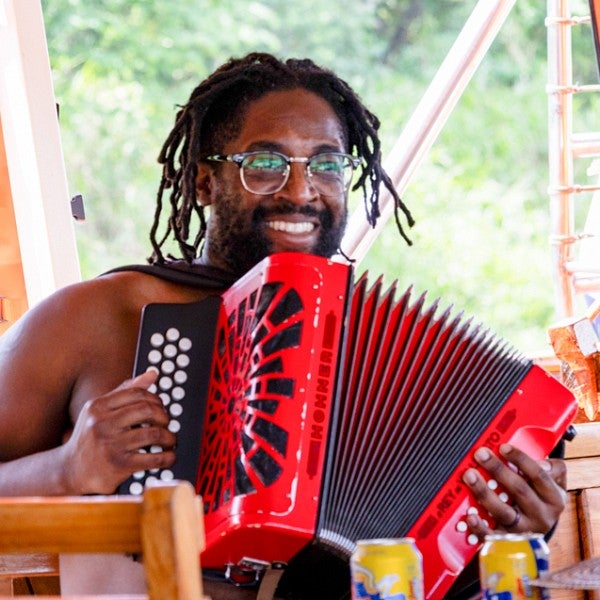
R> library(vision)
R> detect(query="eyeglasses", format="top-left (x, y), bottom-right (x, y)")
top-left (204, 151), bottom-right (360, 196)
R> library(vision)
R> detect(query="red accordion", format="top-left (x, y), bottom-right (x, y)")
top-left (119, 252), bottom-right (577, 599)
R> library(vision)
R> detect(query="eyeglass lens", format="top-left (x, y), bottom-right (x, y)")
top-left (240, 152), bottom-right (354, 195)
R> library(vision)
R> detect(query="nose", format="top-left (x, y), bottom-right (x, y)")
top-left (273, 162), bottom-right (318, 205)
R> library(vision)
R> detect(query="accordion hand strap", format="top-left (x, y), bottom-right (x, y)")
top-left (257, 564), bottom-right (285, 600)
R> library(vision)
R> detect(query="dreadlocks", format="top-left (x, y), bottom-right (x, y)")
top-left (150, 52), bottom-right (414, 264)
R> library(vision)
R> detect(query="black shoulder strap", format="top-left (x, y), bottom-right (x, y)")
top-left (101, 261), bottom-right (237, 290)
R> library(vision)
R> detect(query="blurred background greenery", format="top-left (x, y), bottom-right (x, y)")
top-left (41, 0), bottom-right (600, 354)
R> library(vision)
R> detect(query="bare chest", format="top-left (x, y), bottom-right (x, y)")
top-left (68, 277), bottom-right (211, 423)
top-left (68, 316), bottom-right (142, 422)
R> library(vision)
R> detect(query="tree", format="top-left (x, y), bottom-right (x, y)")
top-left (43, 1), bottom-right (592, 353)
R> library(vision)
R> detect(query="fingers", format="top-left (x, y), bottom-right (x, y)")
top-left (117, 368), bottom-right (159, 390)
top-left (89, 368), bottom-right (168, 430)
top-left (463, 504), bottom-right (521, 541)
top-left (65, 371), bottom-right (177, 494)
top-left (95, 371), bottom-right (177, 457)
top-left (114, 443), bottom-right (177, 474)
top-left (107, 368), bottom-right (160, 410)
top-left (546, 457), bottom-right (567, 491)
top-left (122, 419), bottom-right (176, 453)
top-left (462, 444), bottom-right (567, 541)
top-left (499, 444), bottom-right (564, 499)
top-left (84, 386), bottom-right (171, 433)
top-left (498, 444), bottom-right (568, 517)
top-left (462, 454), bottom-right (523, 531)
top-left (464, 511), bottom-right (495, 540)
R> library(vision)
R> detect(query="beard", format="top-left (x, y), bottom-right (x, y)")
top-left (206, 191), bottom-right (347, 277)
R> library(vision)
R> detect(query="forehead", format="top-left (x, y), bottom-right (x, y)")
top-left (224, 88), bottom-right (347, 153)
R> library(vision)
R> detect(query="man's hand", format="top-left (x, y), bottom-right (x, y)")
top-left (60, 369), bottom-right (177, 495)
top-left (461, 443), bottom-right (567, 541)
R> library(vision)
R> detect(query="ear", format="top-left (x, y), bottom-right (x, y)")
top-left (195, 162), bottom-right (216, 206)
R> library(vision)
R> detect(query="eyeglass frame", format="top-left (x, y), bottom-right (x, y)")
top-left (203, 150), bottom-right (361, 196)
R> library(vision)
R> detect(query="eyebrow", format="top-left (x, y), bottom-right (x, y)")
top-left (244, 141), bottom-right (345, 155)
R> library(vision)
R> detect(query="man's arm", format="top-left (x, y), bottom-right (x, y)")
top-left (0, 281), bottom-right (176, 496)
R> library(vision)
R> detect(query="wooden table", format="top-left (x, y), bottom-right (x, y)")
top-left (546, 419), bottom-right (600, 600)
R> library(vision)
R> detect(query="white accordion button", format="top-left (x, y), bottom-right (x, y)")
top-left (161, 359), bottom-right (175, 374)
top-left (456, 520), bottom-right (468, 533)
top-left (129, 482), bottom-right (144, 495)
top-left (174, 370), bottom-right (188, 384)
top-left (163, 344), bottom-right (177, 358)
top-left (172, 386), bottom-right (185, 401)
top-left (170, 403), bottom-right (183, 417)
top-left (148, 349), bottom-right (162, 364)
top-left (166, 327), bottom-right (180, 342)
top-left (150, 333), bottom-right (164, 347)
top-left (177, 353), bottom-right (190, 368)
top-left (179, 337), bottom-right (192, 352)
top-left (159, 376), bottom-right (173, 390)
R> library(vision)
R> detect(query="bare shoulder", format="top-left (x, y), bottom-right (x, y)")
top-left (2, 270), bottom-right (209, 347)
top-left (0, 273), bottom-right (151, 354)
top-left (0, 270), bottom-right (211, 458)
top-left (17, 269), bottom-right (212, 385)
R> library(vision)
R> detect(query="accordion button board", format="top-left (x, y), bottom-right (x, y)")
top-left (117, 252), bottom-right (578, 600)
top-left (117, 294), bottom-right (222, 495)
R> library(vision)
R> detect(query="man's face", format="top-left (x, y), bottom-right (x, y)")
top-left (198, 88), bottom-right (349, 275)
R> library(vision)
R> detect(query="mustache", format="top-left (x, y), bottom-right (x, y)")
top-left (253, 203), bottom-right (331, 225)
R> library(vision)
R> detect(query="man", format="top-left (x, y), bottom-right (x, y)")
top-left (0, 53), bottom-right (567, 599)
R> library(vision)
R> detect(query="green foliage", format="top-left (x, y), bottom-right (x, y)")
top-left (41, 0), bottom-right (596, 354)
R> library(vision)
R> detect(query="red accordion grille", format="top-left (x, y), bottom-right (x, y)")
top-left (198, 281), bottom-right (305, 512)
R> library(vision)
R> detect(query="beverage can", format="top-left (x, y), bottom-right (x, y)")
top-left (479, 532), bottom-right (551, 599)
top-left (350, 537), bottom-right (424, 600)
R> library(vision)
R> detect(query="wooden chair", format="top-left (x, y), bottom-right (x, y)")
top-left (0, 553), bottom-right (59, 595)
top-left (0, 480), bottom-right (207, 599)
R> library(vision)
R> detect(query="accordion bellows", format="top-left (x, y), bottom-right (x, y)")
top-left (119, 252), bottom-right (577, 600)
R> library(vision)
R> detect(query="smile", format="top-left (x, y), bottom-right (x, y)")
top-left (266, 220), bottom-right (316, 234)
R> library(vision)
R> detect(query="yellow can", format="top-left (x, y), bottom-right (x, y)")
top-left (350, 538), bottom-right (424, 600)
top-left (479, 533), bottom-right (550, 599)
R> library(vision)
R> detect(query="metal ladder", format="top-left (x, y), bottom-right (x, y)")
top-left (547, 0), bottom-right (600, 319)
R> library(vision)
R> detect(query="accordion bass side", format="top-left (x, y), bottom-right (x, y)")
top-left (119, 252), bottom-right (577, 599)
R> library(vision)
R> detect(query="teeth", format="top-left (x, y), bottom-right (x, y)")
top-left (267, 221), bottom-right (315, 233)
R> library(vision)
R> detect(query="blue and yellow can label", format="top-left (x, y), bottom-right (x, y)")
top-left (351, 538), bottom-right (423, 600)
top-left (479, 533), bottom-right (550, 599)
